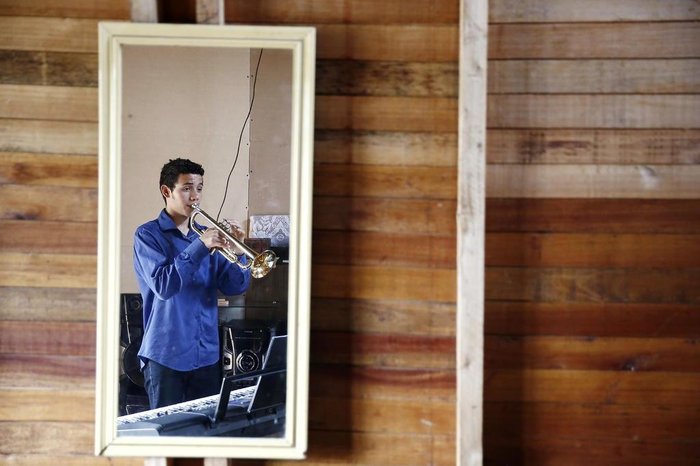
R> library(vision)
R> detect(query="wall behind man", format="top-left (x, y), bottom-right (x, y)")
top-left (0, 1), bottom-right (698, 466)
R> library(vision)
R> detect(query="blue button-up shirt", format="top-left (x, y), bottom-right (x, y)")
top-left (133, 209), bottom-right (251, 371)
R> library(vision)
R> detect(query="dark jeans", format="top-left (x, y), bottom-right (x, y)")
top-left (143, 359), bottom-right (221, 409)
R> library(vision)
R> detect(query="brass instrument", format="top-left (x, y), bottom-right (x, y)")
top-left (189, 204), bottom-right (278, 279)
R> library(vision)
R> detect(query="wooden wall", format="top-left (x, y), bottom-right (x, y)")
top-left (0, 1), bottom-right (698, 465)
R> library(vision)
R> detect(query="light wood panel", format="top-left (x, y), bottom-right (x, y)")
top-left (0, 185), bottom-right (97, 222)
top-left (0, 118), bottom-right (98, 154)
top-left (0, 84), bottom-right (96, 122)
top-left (0, 252), bottom-right (96, 288)
top-left (0, 152), bottom-right (96, 187)
top-left (0, 16), bottom-right (99, 53)
top-left (0, 286), bottom-right (96, 322)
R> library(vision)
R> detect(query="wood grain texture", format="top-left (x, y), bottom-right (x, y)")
top-left (0, 0), bottom-right (130, 19)
top-left (0, 84), bottom-right (97, 122)
top-left (0, 16), bottom-right (99, 53)
top-left (0, 252), bottom-right (96, 288)
top-left (0, 50), bottom-right (97, 87)
top-left (0, 118), bottom-right (98, 154)
top-left (0, 286), bottom-right (96, 322)
top-left (0, 185), bottom-right (97, 222)
top-left (0, 152), bottom-right (96, 187)
top-left (485, 302), bottom-right (700, 338)
top-left (488, 94), bottom-right (700, 129)
top-left (0, 220), bottom-right (96, 255)
top-left (224, 0), bottom-right (700, 24)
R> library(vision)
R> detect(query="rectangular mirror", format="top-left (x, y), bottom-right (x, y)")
top-left (95, 22), bottom-right (315, 459)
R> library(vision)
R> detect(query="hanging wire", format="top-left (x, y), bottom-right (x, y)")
top-left (215, 48), bottom-right (264, 221)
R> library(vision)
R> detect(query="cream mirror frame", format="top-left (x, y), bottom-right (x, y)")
top-left (95, 22), bottom-right (315, 459)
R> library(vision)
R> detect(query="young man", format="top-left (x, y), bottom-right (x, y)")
top-left (133, 158), bottom-right (251, 409)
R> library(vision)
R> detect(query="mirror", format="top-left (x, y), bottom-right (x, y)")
top-left (95, 22), bottom-right (315, 459)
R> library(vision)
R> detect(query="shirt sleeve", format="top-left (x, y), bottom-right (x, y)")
top-left (133, 226), bottom-right (210, 300)
top-left (216, 254), bottom-right (251, 296)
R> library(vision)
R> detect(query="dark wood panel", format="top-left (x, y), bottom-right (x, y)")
top-left (485, 302), bottom-right (700, 338)
top-left (486, 199), bottom-right (700, 233)
top-left (486, 233), bottom-right (700, 268)
top-left (485, 369), bottom-right (700, 405)
top-left (486, 267), bottom-right (700, 303)
top-left (485, 336), bottom-right (700, 372)
top-left (0, 50), bottom-right (97, 87)
top-left (311, 331), bottom-right (454, 369)
top-left (316, 60), bottom-right (457, 97)
top-left (485, 434), bottom-right (700, 466)
top-left (0, 0), bottom-right (130, 19)
top-left (485, 402), bottom-right (700, 442)
top-left (224, 0), bottom-right (699, 24)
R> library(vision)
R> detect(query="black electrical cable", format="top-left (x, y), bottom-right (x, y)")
top-left (215, 49), bottom-right (264, 221)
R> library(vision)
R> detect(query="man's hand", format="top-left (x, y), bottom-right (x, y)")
top-left (198, 228), bottom-right (229, 250)
top-left (221, 220), bottom-right (246, 255)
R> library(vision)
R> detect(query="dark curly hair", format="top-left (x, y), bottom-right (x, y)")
top-left (159, 158), bottom-right (205, 203)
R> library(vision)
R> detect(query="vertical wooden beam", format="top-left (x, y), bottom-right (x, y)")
top-left (457, 0), bottom-right (488, 465)
top-left (196, 0), bottom-right (224, 25)
top-left (130, 0), bottom-right (158, 22)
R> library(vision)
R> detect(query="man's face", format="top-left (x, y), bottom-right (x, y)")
top-left (162, 173), bottom-right (204, 218)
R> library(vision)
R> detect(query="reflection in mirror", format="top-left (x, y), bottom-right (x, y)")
top-left (95, 23), bottom-right (314, 459)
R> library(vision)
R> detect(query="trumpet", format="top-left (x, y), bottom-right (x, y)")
top-left (189, 204), bottom-right (278, 279)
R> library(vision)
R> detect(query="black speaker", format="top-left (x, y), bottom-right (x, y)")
top-left (119, 293), bottom-right (148, 415)
top-left (120, 293), bottom-right (144, 347)
top-left (220, 320), bottom-right (270, 383)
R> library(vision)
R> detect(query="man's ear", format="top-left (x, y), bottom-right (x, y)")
top-left (160, 184), bottom-right (171, 199)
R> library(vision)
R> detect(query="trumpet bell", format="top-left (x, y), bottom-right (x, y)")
top-left (251, 250), bottom-right (279, 279)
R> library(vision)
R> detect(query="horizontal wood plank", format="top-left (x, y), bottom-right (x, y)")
top-left (489, 22), bottom-right (700, 59)
top-left (0, 286), bottom-right (96, 322)
top-left (485, 369), bottom-right (700, 405)
top-left (0, 354), bottom-right (95, 389)
top-left (487, 164), bottom-right (700, 198)
top-left (0, 185), bottom-right (97, 222)
top-left (0, 16), bottom-right (99, 53)
top-left (314, 164), bottom-right (456, 200)
top-left (312, 264), bottom-right (456, 303)
top-left (225, 0), bottom-right (459, 24)
top-left (311, 298), bottom-right (455, 336)
top-left (316, 95), bottom-right (457, 132)
top-left (486, 267), bottom-right (700, 303)
top-left (486, 199), bottom-right (700, 233)
top-left (315, 128), bottom-right (700, 166)
top-left (0, 152), bottom-right (96, 187)
top-left (0, 118), bottom-right (97, 155)
top-left (0, 84), bottom-right (96, 122)
top-left (317, 60), bottom-right (457, 97)
top-left (3, 18), bottom-right (697, 61)
top-left (486, 336), bottom-right (700, 372)
top-left (488, 94), bottom-right (700, 129)
top-left (0, 252), bottom-right (96, 288)
top-left (314, 196), bottom-right (456, 234)
top-left (487, 129), bottom-right (700, 165)
top-left (314, 129), bottom-right (458, 166)
top-left (0, 421), bottom-right (95, 455)
top-left (316, 59), bottom-right (700, 97)
top-left (489, 59), bottom-right (700, 94)
top-left (0, 389), bottom-right (94, 422)
top-left (0, 50), bottom-right (97, 87)
top-left (0, 456), bottom-right (142, 466)
top-left (224, 0), bottom-right (700, 24)
top-left (485, 401), bottom-right (700, 443)
top-left (311, 332), bottom-right (454, 369)
top-left (0, 220), bottom-right (96, 255)
top-left (486, 302), bottom-right (700, 338)
top-left (487, 233), bottom-right (700, 268)
top-left (0, 0), bottom-right (130, 19)
top-left (0, 321), bottom-right (95, 356)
